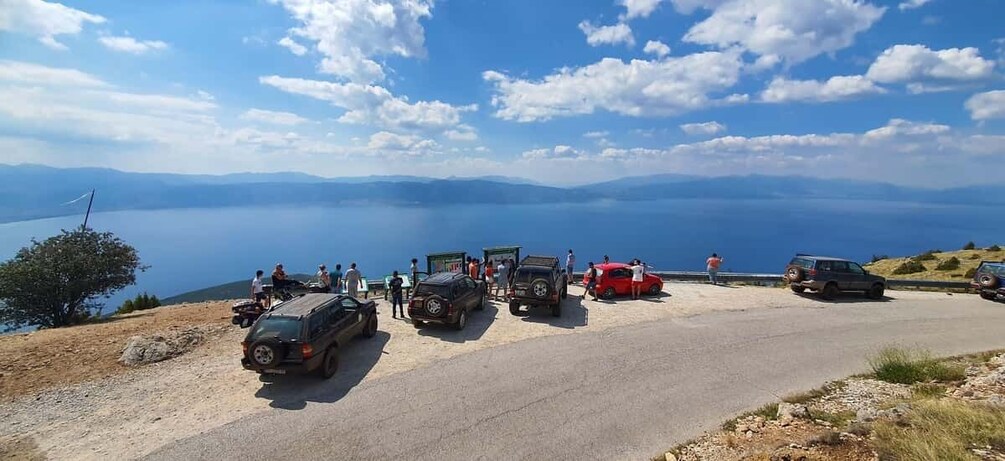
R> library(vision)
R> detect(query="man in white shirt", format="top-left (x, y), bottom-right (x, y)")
top-left (345, 263), bottom-right (361, 298)
top-left (251, 270), bottom-right (267, 307)
top-left (566, 249), bottom-right (576, 285)
top-left (631, 260), bottom-right (644, 300)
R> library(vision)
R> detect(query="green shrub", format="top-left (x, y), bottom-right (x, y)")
top-left (912, 251), bottom-right (937, 262)
top-left (963, 241), bottom-right (976, 250)
top-left (869, 347), bottom-right (965, 385)
top-left (970, 254), bottom-right (982, 260)
top-left (989, 245), bottom-right (1002, 252)
top-left (964, 268), bottom-right (977, 278)
top-left (116, 292), bottom-right (161, 315)
top-left (893, 261), bottom-right (926, 275)
top-left (912, 382), bottom-right (947, 398)
top-left (871, 254), bottom-right (890, 263)
top-left (935, 257), bottom-right (960, 271)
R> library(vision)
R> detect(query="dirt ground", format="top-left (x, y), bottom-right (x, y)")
top-left (0, 284), bottom-right (970, 460)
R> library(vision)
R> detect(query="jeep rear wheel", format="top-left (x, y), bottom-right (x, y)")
top-left (531, 279), bottom-right (550, 299)
top-left (786, 267), bottom-right (805, 283)
top-left (508, 301), bottom-right (521, 316)
top-left (250, 339), bottom-right (285, 367)
top-left (867, 284), bottom-right (885, 300)
top-left (425, 295), bottom-right (446, 317)
top-left (978, 274), bottom-right (1001, 289)
top-left (318, 347), bottom-right (338, 379)
top-left (821, 283), bottom-right (840, 300)
top-left (454, 310), bottom-right (467, 330)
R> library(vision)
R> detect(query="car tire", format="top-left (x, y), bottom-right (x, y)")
top-left (509, 301), bottom-right (521, 316)
top-left (551, 302), bottom-right (561, 317)
top-left (648, 284), bottom-right (661, 296)
top-left (531, 278), bottom-right (550, 299)
top-left (425, 295), bottom-right (447, 317)
top-left (318, 347), bottom-right (338, 379)
top-left (821, 283), bottom-right (840, 301)
top-left (361, 313), bottom-right (377, 338)
top-left (790, 285), bottom-right (806, 294)
top-left (249, 339), bottom-right (285, 367)
top-left (603, 287), bottom-right (616, 299)
top-left (867, 284), bottom-right (885, 300)
top-left (475, 294), bottom-right (485, 311)
top-left (980, 291), bottom-right (996, 300)
top-left (978, 274), bottom-right (1001, 289)
top-left (786, 267), bottom-right (805, 283)
top-left (454, 310), bottom-right (467, 331)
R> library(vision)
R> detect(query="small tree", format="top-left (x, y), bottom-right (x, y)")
top-left (963, 241), bottom-right (976, 250)
top-left (935, 257), bottom-right (960, 271)
top-left (989, 245), bottom-right (1002, 252)
top-left (0, 229), bottom-right (144, 330)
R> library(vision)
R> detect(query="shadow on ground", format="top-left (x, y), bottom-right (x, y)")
top-left (794, 292), bottom-right (895, 304)
top-left (415, 302), bottom-right (498, 343)
top-left (516, 297), bottom-right (589, 329)
top-left (254, 330), bottom-right (390, 410)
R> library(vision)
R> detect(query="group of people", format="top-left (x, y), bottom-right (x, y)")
top-left (249, 262), bottom-right (364, 307)
top-left (464, 256), bottom-right (519, 300)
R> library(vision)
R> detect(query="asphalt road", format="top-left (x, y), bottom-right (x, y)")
top-left (147, 295), bottom-right (1005, 461)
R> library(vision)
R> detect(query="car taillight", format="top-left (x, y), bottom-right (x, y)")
top-left (241, 341), bottom-right (248, 355)
top-left (408, 300), bottom-right (415, 308)
top-left (809, 269), bottom-right (817, 277)
top-left (301, 344), bottom-right (313, 359)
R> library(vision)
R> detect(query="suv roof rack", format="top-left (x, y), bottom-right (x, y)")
top-left (520, 255), bottom-right (559, 268)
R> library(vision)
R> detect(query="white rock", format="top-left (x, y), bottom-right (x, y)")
top-left (777, 402), bottom-right (810, 420)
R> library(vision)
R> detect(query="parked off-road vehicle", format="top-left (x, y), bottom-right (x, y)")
top-left (508, 255), bottom-right (568, 317)
top-left (971, 261), bottom-right (1005, 302)
top-left (409, 272), bottom-right (486, 330)
top-left (783, 255), bottom-right (887, 300)
top-left (241, 293), bottom-right (377, 379)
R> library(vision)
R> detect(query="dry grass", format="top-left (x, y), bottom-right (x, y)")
top-left (869, 347), bottom-right (966, 385)
top-left (865, 247), bottom-right (1005, 281)
top-left (872, 399), bottom-right (1005, 461)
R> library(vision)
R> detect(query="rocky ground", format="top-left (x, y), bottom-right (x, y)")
top-left (662, 352), bottom-right (1005, 461)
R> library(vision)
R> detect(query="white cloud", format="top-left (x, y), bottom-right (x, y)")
top-left (578, 21), bottom-right (634, 47)
top-left (0, 0), bottom-right (106, 49)
top-left (266, 0), bottom-right (432, 83)
top-left (522, 145), bottom-right (582, 160)
top-left (483, 51), bottom-right (744, 122)
top-left (898, 0), bottom-right (931, 11)
top-left (965, 90), bottom-right (1005, 121)
top-left (98, 36), bottom-right (169, 54)
top-left (277, 36), bottom-right (307, 56)
top-left (0, 60), bottom-right (106, 87)
top-left (862, 118), bottom-right (949, 140)
top-left (761, 75), bottom-right (885, 103)
top-left (259, 75), bottom-right (476, 131)
top-left (620, 0), bottom-right (663, 18)
top-left (866, 44), bottom-right (996, 84)
top-left (367, 131), bottom-right (439, 154)
top-left (240, 108), bottom-right (310, 126)
top-left (682, 0), bottom-right (885, 64)
top-left (643, 40), bottom-right (670, 57)
top-left (583, 130), bottom-right (610, 138)
top-left (444, 124), bottom-right (478, 141)
top-left (680, 121), bottom-right (726, 136)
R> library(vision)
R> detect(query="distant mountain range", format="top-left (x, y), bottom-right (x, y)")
top-left (1, 164), bottom-right (1001, 223)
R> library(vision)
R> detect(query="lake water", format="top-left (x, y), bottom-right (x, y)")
top-left (1, 199), bottom-right (1001, 310)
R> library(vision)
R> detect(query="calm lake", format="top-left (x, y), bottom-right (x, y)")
top-left (1, 199), bottom-right (1001, 310)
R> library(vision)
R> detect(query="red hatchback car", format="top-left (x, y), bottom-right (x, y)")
top-left (584, 263), bottom-right (663, 299)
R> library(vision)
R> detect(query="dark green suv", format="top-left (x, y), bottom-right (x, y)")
top-left (784, 255), bottom-right (887, 300)
top-left (971, 261), bottom-right (1005, 301)
top-left (241, 293), bottom-right (377, 379)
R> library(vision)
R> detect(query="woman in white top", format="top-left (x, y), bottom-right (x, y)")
top-left (631, 259), bottom-right (645, 300)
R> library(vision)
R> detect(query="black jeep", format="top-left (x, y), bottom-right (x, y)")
top-left (508, 255), bottom-right (568, 317)
top-left (784, 254), bottom-right (887, 300)
top-left (971, 261), bottom-right (1005, 301)
top-left (409, 272), bottom-right (486, 330)
top-left (241, 293), bottom-right (378, 379)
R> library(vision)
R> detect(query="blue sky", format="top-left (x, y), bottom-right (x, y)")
top-left (0, 0), bottom-right (1003, 186)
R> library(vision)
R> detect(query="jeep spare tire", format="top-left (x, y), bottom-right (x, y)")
top-left (978, 273), bottom-right (1001, 289)
top-left (249, 339), bottom-right (286, 367)
top-left (425, 295), bottom-right (446, 316)
top-left (786, 267), bottom-right (805, 283)
top-left (531, 279), bottom-right (550, 299)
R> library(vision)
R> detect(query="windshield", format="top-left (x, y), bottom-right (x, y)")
top-left (250, 317), bottom-right (301, 341)
top-left (414, 283), bottom-right (450, 298)
top-left (515, 268), bottom-right (550, 283)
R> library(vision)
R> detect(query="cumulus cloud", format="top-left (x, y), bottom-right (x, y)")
top-left (0, 0), bottom-right (106, 49)
top-left (266, 0), bottom-right (432, 83)
top-left (98, 36), bottom-right (169, 54)
top-left (277, 36), bottom-right (307, 56)
top-left (240, 108), bottom-right (310, 126)
top-left (483, 51), bottom-right (744, 122)
top-left (682, 0), bottom-right (885, 64)
top-left (367, 131), bottom-right (440, 155)
top-left (259, 75), bottom-right (476, 131)
top-left (643, 40), bottom-right (670, 57)
top-left (444, 124), bottom-right (478, 141)
top-left (578, 21), bottom-right (634, 47)
top-left (620, 0), bottom-right (663, 18)
top-left (866, 44), bottom-right (996, 84)
top-left (862, 118), bottom-right (949, 140)
top-left (0, 60), bottom-right (107, 87)
top-left (680, 121), bottom-right (726, 136)
top-left (761, 75), bottom-right (885, 103)
top-left (522, 145), bottom-right (583, 160)
top-left (965, 90), bottom-right (1005, 121)
top-left (898, 0), bottom-right (931, 11)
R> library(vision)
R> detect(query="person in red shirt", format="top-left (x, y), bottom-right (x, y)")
top-left (706, 253), bottom-right (723, 285)
top-left (469, 258), bottom-right (479, 279)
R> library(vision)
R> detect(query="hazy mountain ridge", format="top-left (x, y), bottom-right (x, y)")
top-left (1, 164), bottom-right (1001, 223)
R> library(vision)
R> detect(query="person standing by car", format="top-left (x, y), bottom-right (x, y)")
top-left (331, 264), bottom-right (343, 294)
top-left (316, 264), bottom-right (331, 292)
top-left (251, 270), bottom-right (268, 307)
top-left (468, 258), bottom-right (479, 279)
top-left (345, 263), bottom-right (361, 298)
top-left (631, 260), bottom-right (644, 300)
top-left (706, 253), bottom-right (723, 285)
top-left (507, 259), bottom-right (517, 287)
top-left (603, 255), bottom-right (610, 265)
top-left (389, 270), bottom-right (405, 319)
top-left (485, 259), bottom-right (495, 296)
top-left (495, 259), bottom-right (509, 299)
top-left (566, 249), bottom-right (576, 285)
top-left (272, 263), bottom-right (288, 291)
top-left (583, 262), bottom-right (598, 301)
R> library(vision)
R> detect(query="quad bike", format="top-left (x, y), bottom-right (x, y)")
top-left (231, 300), bottom-right (267, 328)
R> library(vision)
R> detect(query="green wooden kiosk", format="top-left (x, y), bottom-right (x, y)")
top-left (426, 251), bottom-right (467, 274)
top-left (483, 246), bottom-right (521, 268)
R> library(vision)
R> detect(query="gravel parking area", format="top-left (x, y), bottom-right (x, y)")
top-left (0, 283), bottom-right (964, 460)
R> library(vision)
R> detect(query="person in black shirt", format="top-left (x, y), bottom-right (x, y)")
top-left (389, 270), bottom-right (405, 319)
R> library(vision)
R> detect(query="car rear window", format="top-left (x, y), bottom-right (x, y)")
top-left (250, 317), bottom-right (301, 341)
top-left (414, 283), bottom-right (450, 298)
top-left (789, 257), bottom-right (814, 269)
top-left (978, 264), bottom-right (1005, 276)
top-left (515, 267), bottom-right (550, 283)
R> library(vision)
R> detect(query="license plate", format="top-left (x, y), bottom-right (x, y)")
top-left (516, 290), bottom-right (526, 295)
top-left (263, 369), bottom-right (286, 375)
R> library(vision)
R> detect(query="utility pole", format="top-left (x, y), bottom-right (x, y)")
top-left (82, 189), bottom-right (95, 229)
